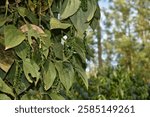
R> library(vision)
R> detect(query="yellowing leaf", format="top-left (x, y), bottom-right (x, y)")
top-left (50, 18), bottom-right (71, 29)
top-left (4, 25), bottom-right (25, 50)
top-left (20, 24), bottom-right (45, 34)
top-left (43, 61), bottom-right (56, 90)
top-left (60, 0), bottom-right (81, 19)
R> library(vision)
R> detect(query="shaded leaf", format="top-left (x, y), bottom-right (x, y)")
top-left (55, 62), bottom-right (75, 92)
top-left (53, 43), bottom-right (63, 59)
top-left (4, 25), bottom-right (25, 50)
top-left (0, 17), bottom-right (7, 27)
top-left (71, 39), bottom-right (86, 62)
top-left (43, 61), bottom-right (56, 90)
top-left (0, 45), bottom-right (14, 72)
top-left (15, 41), bottom-right (29, 60)
top-left (60, 0), bottom-right (81, 19)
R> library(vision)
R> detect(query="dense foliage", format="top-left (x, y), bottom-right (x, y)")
top-left (0, 0), bottom-right (100, 99)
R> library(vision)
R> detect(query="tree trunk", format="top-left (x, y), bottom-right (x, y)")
top-left (97, 22), bottom-right (103, 68)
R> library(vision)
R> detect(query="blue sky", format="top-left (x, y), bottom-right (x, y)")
top-left (99, 0), bottom-right (109, 8)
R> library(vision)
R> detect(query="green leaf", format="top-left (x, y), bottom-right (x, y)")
top-left (0, 94), bottom-right (11, 100)
top-left (0, 17), bottom-right (7, 27)
top-left (0, 77), bottom-right (15, 97)
top-left (75, 65), bottom-right (88, 89)
top-left (71, 39), bottom-right (86, 62)
top-left (23, 59), bottom-right (40, 84)
top-left (0, 68), bottom-right (5, 79)
top-left (90, 18), bottom-right (99, 30)
top-left (53, 43), bottom-right (63, 59)
top-left (49, 93), bottom-right (65, 100)
top-left (18, 7), bottom-right (27, 17)
top-left (70, 0), bottom-right (97, 37)
top-left (70, 9), bottom-right (89, 37)
top-left (43, 61), bottom-right (56, 90)
top-left (50, 17), bottom-right (71, 29)
top-left (55, 62), bottom-right (75, 92)
top-left (60, 0), bottom-right (81, 19)
top-left (48, 0), bottom-right (53, 7)
top-left (15, 41), bottom-right (29, 60)
top-left (86, 0), bottom-right (97, 22)
top-left (4, 25), bottom-right (26, 50)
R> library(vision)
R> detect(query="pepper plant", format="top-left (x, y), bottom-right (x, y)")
top-left (0, 0), bottom-right (100, 99)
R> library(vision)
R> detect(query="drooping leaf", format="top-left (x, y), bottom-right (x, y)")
top-left (90, 18), bottom-right (99, 30)
top-left (55, 62), bottom-right (75, 92)
top-left (86, 0), bottom-right (97, 22)
top-left (23, 58), bottom-right (40, 84)
top-left (0, 77), bottom-right (15, 97)
top-left (72, 57), bottom-right (88, 89)
top-left (15, 41), bottom-right (29, 60)
top-left (43, 61), bottom-right (56, 90)
top-left (70, 0), bottom-right (97, 37)
top-left (50, 17), bottom-right (71, 29)
top-left (0, 68), bottom-right (5, 79)
top-left (0, 45), bottom-right (14, 72)
top-left (49, 93), bottom-right (65, 100)
top-left (75, 65), bottom-right (88, 89)
top-left (70, 9), bottom-right (89, 37)
top-left (71, 39), bottom-right (86, 62)
top-left (53, 43), bottom-right (63, 59)
top-left (4, 25), bottom-right (26, 50)
top-left (60, 0), bottom-right (81, 19)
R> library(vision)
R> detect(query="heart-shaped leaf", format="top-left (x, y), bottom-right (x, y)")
top-left (60, 0), bottom-right (81, 19)
top-left (4, 25), bottom-right (25, 50)
top-left (43, 61), bottom-right (56, 90)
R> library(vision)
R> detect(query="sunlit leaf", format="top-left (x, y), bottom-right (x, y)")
top-left (49, 93), bottom-right (65, 100)
top-left (60, 0), bottom-right (81, 19)
top-left (50, 17), bottom-right (71, 29)
top-left (4, 25), bottom-right (25, 50)
top-left (23, 59), bottom-right (40, 84)
top-left (0, 94), bottom-right (11, 100)
top-left (0, 77), bottom-right (15, 97)
top-left (43, 61), bottom-right (56, 90)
